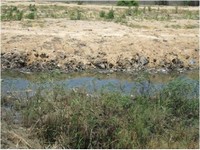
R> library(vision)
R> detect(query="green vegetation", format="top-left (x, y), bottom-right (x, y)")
top-left (165, 24), bottom-right (181, 29)
top-left (175, 6), bottom-right (178, 14)
top-left (26, 12), bottom-right (36, 19)
top-left (117, 0), bottom-right (139, 6)
top-left (77, 1), bottom-right (84, 5)
top-left (70, 10), bottom-right (82, 20)
top-left (29, 4), bottom-right (37, 12)
top-left (1, 4), bottom-right (199, 22)
top-left (1, 74), bottom-right (199, 148)
top-left (1, 6), bottom-right (24, 21)
top-left (99, 10), bottom-right (105, 18)
top-left (106, 9), bottom-right (115, 19)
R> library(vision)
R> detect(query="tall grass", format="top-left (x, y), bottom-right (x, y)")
top-left (2, 75), bottom-right (199, 149)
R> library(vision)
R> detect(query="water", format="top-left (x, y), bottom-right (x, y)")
top-left (1, 70), bottom-right (199, 97)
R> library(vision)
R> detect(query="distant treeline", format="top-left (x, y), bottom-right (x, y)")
top-left (32, 0), bottom-right (199, 6)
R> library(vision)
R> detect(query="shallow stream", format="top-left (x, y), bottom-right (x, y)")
top-left (1, 70), bottom-right (199, 97)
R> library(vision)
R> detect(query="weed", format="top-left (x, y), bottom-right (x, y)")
top-left (143, 6), bottom-right (146, 13)
top-left (184, 24), bottom-right (199, 29)
top-left (125, 7), bottom-right (132, 16)
top-left (175, 6), bottom-right (178, 14)
top-left (2, 74), bottom-right (198, 148)
top-left (165, 24), bottom-right (181, 29)
top-left (148, 6), bottom-right (151, 12)
top-left (29, 4), bottom-right (37, 12)
top-left (1, 6), bottom-right (24, 21)
top-left (117, 0), bottom-right (139, 6)
top-left (70, 10), bottom-right (81, 20)
top-left (26, 12), bottom-right (36, 19)
top-left (77, 1), bottom-right (83, 5)
top-left (106, 9), bottom-right (114, 19)
top-left (99, 10), bottom-right (105, 18)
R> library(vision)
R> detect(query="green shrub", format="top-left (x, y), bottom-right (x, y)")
top-left (29, 4), bottom-right (37, 11)
top-left (77, 1), bottom-right (83, 5)
top-left (26, 12), bottom-right (35, 19)
top-left (1, 6), bottom-right (24, 21)
top-left (2, 73), bottom-right (198, 148)
top-left (99, 10), bottom-right (105, 18)
top-left (117, 0), bottom-right (139, 6)
top-left (106, 9), bottom-right (114, 19)
top-left (16, 10), bottom-right (23, 20)
top-left (70, 10), bottom-right (81, 20)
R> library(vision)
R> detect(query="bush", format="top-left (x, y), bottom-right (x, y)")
top-left (77, 1), bottom-right (83, 5)
top-left (1, 6), bottom-right (24, 21)
top-left (26, 12), bottom-right (35, 19)
top-left (117, 0), bottom-right (139, 6)
top-left (106, 9), bottom-right (114, 19)
top-left (70, 10), bottom-right (81, 20)
top-left (99, 10), bottom-right (105, 18)
top-left (29, 4), bottom-right (37, 11)
top-left (16, 10), bottom-right (23, 20)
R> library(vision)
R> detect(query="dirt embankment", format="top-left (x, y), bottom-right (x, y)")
top-left (1, 4), bottom-right (199, 73)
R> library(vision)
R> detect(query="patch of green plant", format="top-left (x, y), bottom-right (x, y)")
top-left (125, 7), bottom-right (133, 16)
top-left (117, 0), bottom-right (139, 6)
top-left (99, 10), bottom-right (105, 18)
top-left (77, 1), bottom-right (83, 5)
top-left (184, 0), bottom-right (199, 6)
top-left (2, 75), bottom-right (196, 148)
top-left (148, 6), bottom-right (151, 12)
top-left (29, 4), bottom-right (37, 12)
top-left (26, 12), bottom-right (36, 19)
top-left (143, 6), bottom-right (146, 13)
top-left (70, 10), bottom-right (82, 20)
top-left (165, 24), bottom-right (181, 29)
top-left (183, 10), bottom-right (199, 20)
top-left (184, 24), bottom-right (199, 29)
top-left (105, 9), bottom-right (115, 19)
top-left (1, 6), bottom-right (24, 21)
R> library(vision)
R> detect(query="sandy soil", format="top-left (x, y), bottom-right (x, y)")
top-left (1, 3), bottom-right (199, 72)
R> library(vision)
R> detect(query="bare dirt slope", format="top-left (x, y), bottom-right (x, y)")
top-left (1, 3), bottom-right (199, 72)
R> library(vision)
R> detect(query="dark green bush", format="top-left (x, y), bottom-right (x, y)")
top-left (70, 10), bottom-right (81, 20)
top-left (29, 4), bottom-right (37, 11)
top-left (1, 6), bottom-right (24, 21)
top-left (77, 1), bottom-right (83, 5)
top-left (99, 10), bottom-right (105, 18)
top-left (117, 0), bottom-right (139, 6)
top-left (16, 10), bottom-right (23, 20)
top-left (106, 9), bottom-right (114, 19)
top-left (26, 12), bottom-right (35, 19)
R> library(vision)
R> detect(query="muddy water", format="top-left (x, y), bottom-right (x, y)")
top-left (1, 70), bottom-right (199, 98)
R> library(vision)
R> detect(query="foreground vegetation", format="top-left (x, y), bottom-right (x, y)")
top-left (1, 74), bottom-right (199, 148)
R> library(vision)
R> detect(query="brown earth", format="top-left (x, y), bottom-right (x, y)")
top-left (1, 3), bottom-right (199, 73)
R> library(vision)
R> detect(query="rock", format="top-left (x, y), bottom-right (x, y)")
top-left (139, 56), bottom-right (149, 66)
top-left (92, 59), bottom-right (107, 69)
top-left (189, 59), bottom-right (196, 65)
top-left (185, 55), bottom-right (190, 59)
top-left (117, 58), bottom-right (131, 69)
